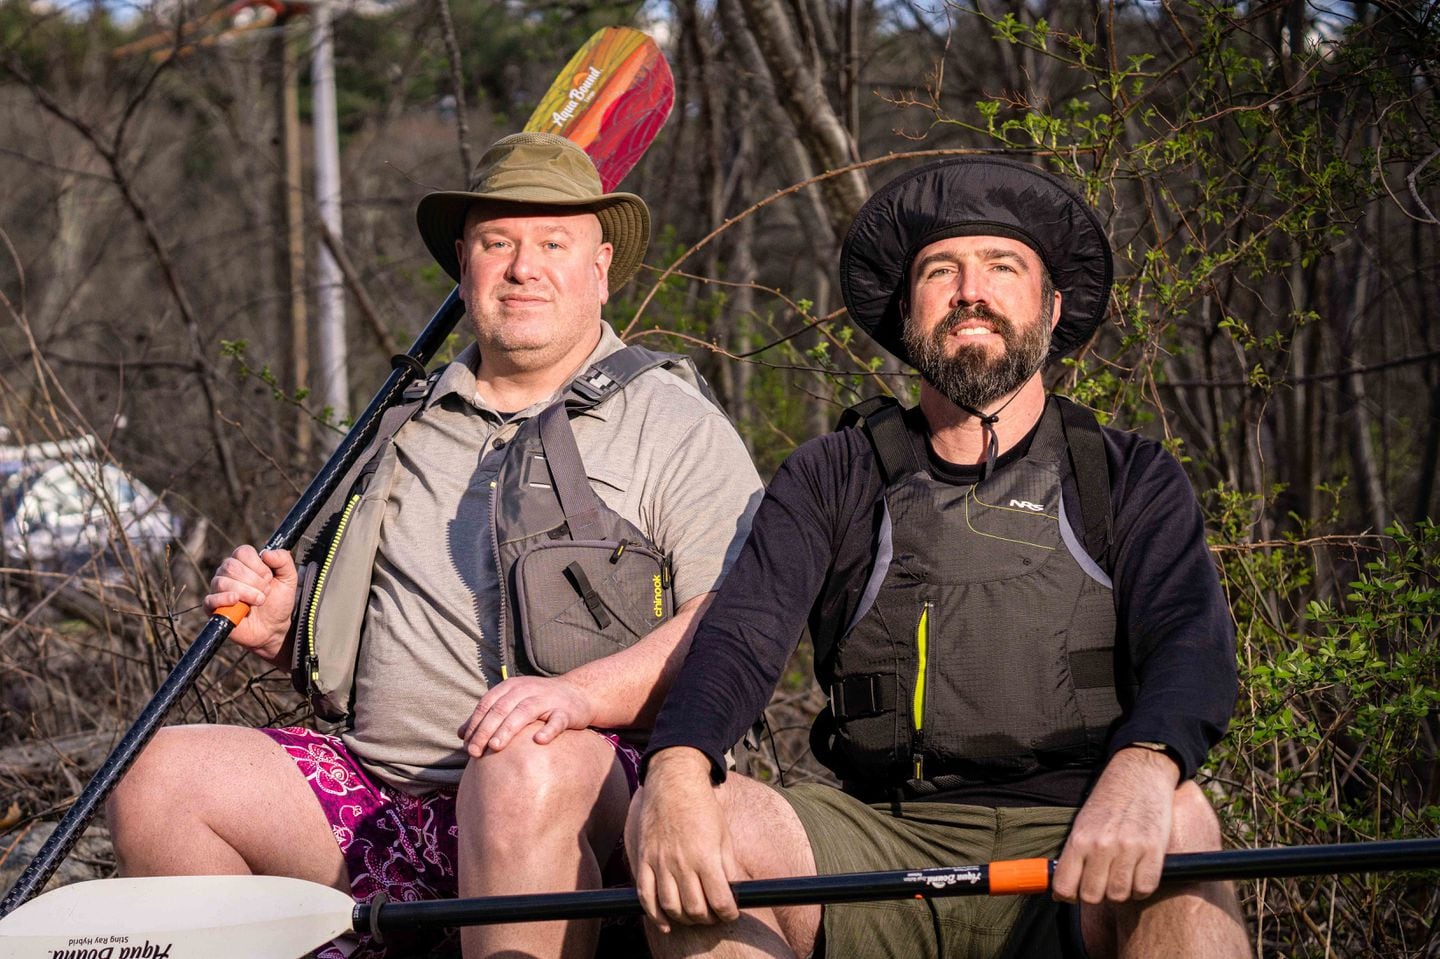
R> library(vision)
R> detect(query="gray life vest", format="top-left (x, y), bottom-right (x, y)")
top-left (289, 345), bottom-right (717, 721)
top-left (492, 350), bottom-right (704, 679)
top-left (808, 395), bottom-right (1132, 795)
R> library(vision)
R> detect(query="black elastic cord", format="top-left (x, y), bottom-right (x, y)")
top-left (763, 711), bottom-right (786, 789)
top-left (958, 403), bottom-right (1001, 477)
top-left (924, 893), bottom-right (944, 953)
top-left (958, 386), bottom-right (1026, 479)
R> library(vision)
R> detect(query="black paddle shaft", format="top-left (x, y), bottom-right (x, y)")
top-left (353, 838), bottom-right (1440, 932)
top-left (0, 292), bottom-right (466, 919)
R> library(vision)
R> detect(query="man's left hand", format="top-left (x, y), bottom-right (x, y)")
top-left (458, 676), bottom-right (596, 756)
top-left (1051, 745), bottom-right (1180, 905)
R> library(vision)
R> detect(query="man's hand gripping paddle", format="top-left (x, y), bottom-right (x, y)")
top-left (2, 839), bottom-right (1437, 957)
top-left (0, 25), bottom-right (673, 919)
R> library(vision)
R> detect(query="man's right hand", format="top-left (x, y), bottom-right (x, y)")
top-left (632, 746), bottom-right (739, 933)
top-left (204, 546), bottom-right (298, 664)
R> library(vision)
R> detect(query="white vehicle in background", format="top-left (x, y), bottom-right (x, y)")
top-left (0, 433), bottom-right (180, 574)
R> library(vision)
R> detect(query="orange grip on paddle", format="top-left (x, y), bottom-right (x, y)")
top-left (214, 601), bottom-right (251, 626)
top-left (989, 858), bottom-right (1052, 895)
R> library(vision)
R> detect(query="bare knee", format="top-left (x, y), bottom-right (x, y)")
top-left (461, 734), bottom-right (578, 816)
top-left (459, 731), bottom-right (620, 850)
top-left (107, 727), bottom-right (195, 837)
top-left (715, 780), bottom-right (816, 882)
top-left (108, 726), bottom-right (239, 873)
top-left (1168, 781), bottom-right (1223, 854)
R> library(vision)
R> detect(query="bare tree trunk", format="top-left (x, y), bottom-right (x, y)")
top-left (1338, 246), bottom-right (1388, 532)
top-left (434, 0), bottom-right (473, 179)
top-left (720, 0), bottom-right (840, 259)
top-left (1414, 215), bottom-right (1440, 523)
top-left (278, 17), bottom-right (311, 461)
top-left (842, 0), bottom-right (860, 147)
top-left (735, 0), bottom-right (869, 233)
top-left (1279, 251), bottom-right (1317, 527)
top-left (730, 210), bottom-right (757, 446)
top-left (807, 266), bottom-right (834, 439)
top-left (678, 0), bottom-right (735, 406)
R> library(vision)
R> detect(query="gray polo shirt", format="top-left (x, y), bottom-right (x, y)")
top-left (344, 324), bottom-right (762, 790)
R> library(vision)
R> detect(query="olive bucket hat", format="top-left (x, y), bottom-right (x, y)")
top-left (416, 132), bottom-right (651, 294)
top-left (839, 156), bottom-right (1113, 365)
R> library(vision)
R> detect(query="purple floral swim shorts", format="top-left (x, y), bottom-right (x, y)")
top-left (261, 725), bottom-right (642, 959)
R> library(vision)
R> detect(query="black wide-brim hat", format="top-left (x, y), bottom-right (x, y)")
top-left (839, 156), bottom-right (1113, 365)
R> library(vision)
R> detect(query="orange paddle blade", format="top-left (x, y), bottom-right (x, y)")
top-left (525, 27), bottom-right (674, 191)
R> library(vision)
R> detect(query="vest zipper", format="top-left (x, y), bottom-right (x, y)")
top-left (912, 600), bottom-right (932, 779)
top-left (489, 478), bottom-right (510, 680)
top-left (305, 492), bottom-right (361, 686)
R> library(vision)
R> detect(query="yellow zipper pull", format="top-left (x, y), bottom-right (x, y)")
top-left (912, 601), bottom-right (931, 781)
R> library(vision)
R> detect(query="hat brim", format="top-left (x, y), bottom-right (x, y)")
top-left (416, 191), bottom-right (650, 295)
top-left (839, 157), bottom-right (1113, 365)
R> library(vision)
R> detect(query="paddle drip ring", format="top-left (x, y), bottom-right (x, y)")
top-left (367, 890), bottom-right (389, 945)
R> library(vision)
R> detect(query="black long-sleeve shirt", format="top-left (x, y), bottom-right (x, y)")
top-left (645, 405), bottom-right (1237, 807)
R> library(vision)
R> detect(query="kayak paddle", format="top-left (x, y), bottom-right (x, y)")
top-left (2, 839), bottom-right (1436, 958)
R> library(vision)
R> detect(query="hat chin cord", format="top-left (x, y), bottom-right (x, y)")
top-left (954, 386), bottom-right (1025, 480)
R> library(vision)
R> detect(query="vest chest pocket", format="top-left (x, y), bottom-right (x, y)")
top-left (512, 539), bottom-right (673, 676)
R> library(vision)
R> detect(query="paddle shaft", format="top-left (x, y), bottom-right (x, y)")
top-left (355, 838), bottom-right (1440, 931)
top-left (0, 291), bottom-right (466, 918)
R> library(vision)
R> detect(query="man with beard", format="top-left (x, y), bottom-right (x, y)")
top-left (625, 158), bottom-right (1250, 958)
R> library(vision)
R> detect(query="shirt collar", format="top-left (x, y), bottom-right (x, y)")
top-left (424, 323), bottom-right (627, 423)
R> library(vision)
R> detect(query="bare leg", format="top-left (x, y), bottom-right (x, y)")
top-left (106, 725), bottom-right (348, 890)
top-left (630, 776), bottom-right (820, 959)
top-left (1083, 782), bottom-right (1250, 958)
top-left (457, 727), bottom-right (630, 959)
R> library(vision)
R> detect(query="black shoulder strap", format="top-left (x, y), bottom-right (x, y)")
top-left (538, 346), bottom-right (678, 540)
top-left (837, 396), bottom-right (922, 486)
top-left (563, 345), bottom-right (691, 410)
top-left (364, 366), bottom-right (441, 469)
top-left (1054, 396), bottom-right (1113, 572)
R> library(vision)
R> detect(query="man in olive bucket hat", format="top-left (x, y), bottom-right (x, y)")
top-left (108, 132), bottom-right (762, 959)
top-left (629, 157), bottom-right (1250, 958)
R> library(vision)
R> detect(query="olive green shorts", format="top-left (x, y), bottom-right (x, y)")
top-left (778, 783), bottom-right (1085, 959)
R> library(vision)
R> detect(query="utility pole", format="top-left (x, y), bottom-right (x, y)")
top-left (311, 0), bottom-right (348, 437)
top-left (116, 0), bottom-right (347, 450)
top-left (278, 12), bottom-right (311, 458)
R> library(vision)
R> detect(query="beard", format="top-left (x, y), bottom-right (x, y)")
top-left (902, 303), bottom-right (1052, 412)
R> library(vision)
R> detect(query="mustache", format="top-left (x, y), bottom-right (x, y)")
top-left (935, 305), bottom-right (1014, 338)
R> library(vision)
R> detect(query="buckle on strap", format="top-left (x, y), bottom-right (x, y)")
top-left (571, 368), bottom-right (618, 403)
top-left (563, 561), bottom-right (613, 630)
top-left (829, 674), bottom-right (894, 720)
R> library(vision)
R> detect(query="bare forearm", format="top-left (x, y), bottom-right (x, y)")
top-left (565, 592), bottom-right (714, 729)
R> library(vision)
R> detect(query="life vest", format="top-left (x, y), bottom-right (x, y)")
top-left (289, 345), bottom-right (717, 723)
top-left (808, 395), bottom-right (1132, 795)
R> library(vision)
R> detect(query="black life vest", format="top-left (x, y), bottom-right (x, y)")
top-left (808, 395), bottom-right (1133, 795)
